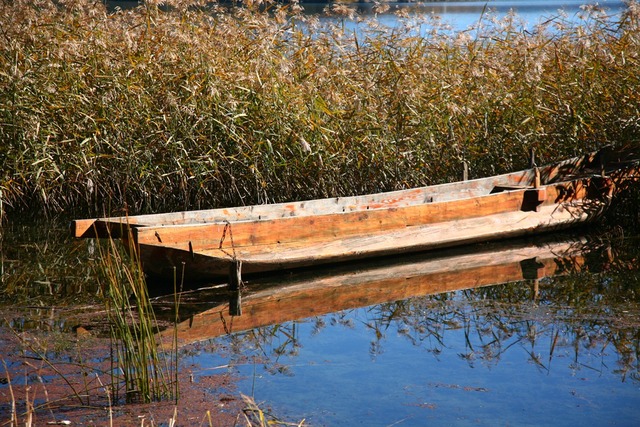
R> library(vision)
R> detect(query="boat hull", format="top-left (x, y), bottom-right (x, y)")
top-left (72, 146), bottom-right (640, 283)
top-left (137, 199), bottom-right (601, 282)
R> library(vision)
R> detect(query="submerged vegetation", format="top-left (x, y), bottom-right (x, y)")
top-left (0, 0), bottom-right (639, 219)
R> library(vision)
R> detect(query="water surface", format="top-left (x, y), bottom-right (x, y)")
top-left (107, 0), bottom-right (630, 32)
top-left (304, 0), bottom-right (628, 30)
top-left (170, 236), bottom-right (640, 426)
top-left (1, 216), bottom-right (639, 426)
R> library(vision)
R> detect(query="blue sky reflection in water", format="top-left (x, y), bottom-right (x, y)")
top-left (107, 1), bottom-right (630, 32)
top-left (191, 277), bottom-right (640, 426)
top-left (295, 0), bottom-right (629, 33)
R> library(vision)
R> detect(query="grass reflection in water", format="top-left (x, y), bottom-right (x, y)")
top-left (189, 239), bottom-right (640, 426)
top-left (1, 218), bottom-right (639, 425)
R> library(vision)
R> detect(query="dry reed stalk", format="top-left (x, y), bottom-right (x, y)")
top-left (2, 359), bottom-right (18, 427)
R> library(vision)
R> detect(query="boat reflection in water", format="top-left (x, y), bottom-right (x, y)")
top-left (156, 234), bottom-right (614, 347)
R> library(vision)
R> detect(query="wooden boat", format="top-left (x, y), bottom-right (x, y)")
top-left (155, 236), bottom-right (608, 347)
top-left (72, 145), bottom-right (639, 282)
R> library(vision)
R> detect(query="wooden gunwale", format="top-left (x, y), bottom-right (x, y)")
top-left (133, 178), bottom-right (597, 252)
top-left (136, 201), bottom-right (598, 279)
top-left (72, 149), bottom-right (605, 239)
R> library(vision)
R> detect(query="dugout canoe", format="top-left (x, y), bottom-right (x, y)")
top-left (72, 145), bottom-right (639, 282)
top-left (156, 236), bottom-right (607, 346)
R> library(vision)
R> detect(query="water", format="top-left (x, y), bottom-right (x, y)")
top-left (303, 0), bottom-right (628, 31)
top-left (209, 306), bottom-right (639, 426)
top-left (2, 222), bottom-right (639, 425)
top-left (172, 236), bottom-right (640, 426)
top-left (107, 1), bottom-right (630, 32)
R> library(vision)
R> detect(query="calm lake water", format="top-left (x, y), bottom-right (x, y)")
top-left (2, 214), bottom-right (639, 425)
top-left (168, 234), bottom-right (640, 426)
top-left (304, 0), bottom-right (629, 31)
top-left (108, 0), bottom-right (630, 32)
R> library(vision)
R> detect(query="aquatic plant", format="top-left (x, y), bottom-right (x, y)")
top-left (97, 233), bottom-right (177, 403)
top-left (0, 324), bottom-right (120, 426)
top-left (0, 0), bottom-right (638, 218)
top-left (239, 393), bottom-right (306, 427)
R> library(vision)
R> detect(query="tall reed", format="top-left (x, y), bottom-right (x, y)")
top-left (97, 233), bottom-right (177, 403)
top-left (0, 0), bottom-right (638, 218)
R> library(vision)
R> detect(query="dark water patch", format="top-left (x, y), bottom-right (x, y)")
top-left (0, 216), bottom-right (102, 307)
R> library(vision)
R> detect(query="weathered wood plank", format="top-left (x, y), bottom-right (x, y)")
top-left (133, 176), bottom-right (598, 254)
top-left (71, 218), bottom-right (98, 238)
top-left (74, 169), bottom-right (536, 238)
top-left (135, 188), bottom-right (528, 251)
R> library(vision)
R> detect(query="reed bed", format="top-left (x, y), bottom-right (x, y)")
top-left (0, 0), bottom-right (639, 219)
